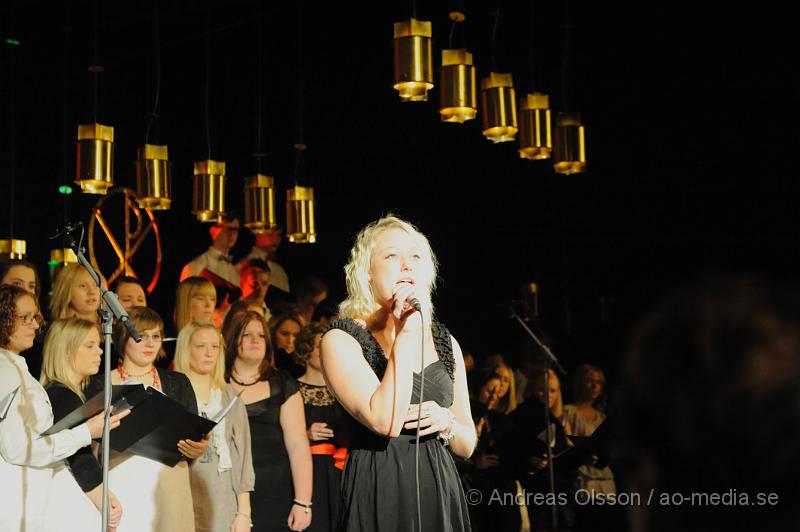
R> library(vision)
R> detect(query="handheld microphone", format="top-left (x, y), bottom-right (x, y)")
top-left (407, 296), bottom-right (422, 312)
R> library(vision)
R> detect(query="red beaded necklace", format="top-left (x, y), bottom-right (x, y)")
top-left (117, 364), bottom-right (161, 390)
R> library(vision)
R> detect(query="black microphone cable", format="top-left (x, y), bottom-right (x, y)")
top-left (414, 308), bottom-right (426, 532)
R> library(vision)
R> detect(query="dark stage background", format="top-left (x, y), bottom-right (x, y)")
top-left (2, 1), bottom-right (798, 390)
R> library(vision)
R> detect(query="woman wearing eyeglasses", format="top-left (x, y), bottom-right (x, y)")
top-left (2, 259), bottom-right (46, 379)
top-left (0, 284), bottom-right (127, 532)
top-left (85, 306), bottom-right (210, 532)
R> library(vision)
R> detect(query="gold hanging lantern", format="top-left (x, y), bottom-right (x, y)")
top-left (393, 18), bottom-right (433, 102)
top-left (518, 93), bottom-right (552, 160)
top-left (192, 159), bottom-right (226, 222)
top-left (481, 73), bottom-right (517, 143)
top-left (49, 247), bottom-right (78, 265)
top-left (286, 186), bottom-right (316, 244)
top-left (75, 123), bottom-right (114, 194)
top-left (439, 48), bottom-right (477, 123)
top-left (244, 174), bottom-right (276, 234)
top-left (553, 112), bottom-right (587, 174)
top-left (0, 238), bottom-right (26, 260)
top-left (135, 144), bottom-right (172, 210)
top-left (48, 248), bottom-right (78, 293)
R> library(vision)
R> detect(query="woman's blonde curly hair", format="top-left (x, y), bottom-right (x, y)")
top-left (338, 215), bottom-right (438, 324)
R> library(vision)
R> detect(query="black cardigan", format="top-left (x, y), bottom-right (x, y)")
top-left (45, 382), bottom-right (103, 492)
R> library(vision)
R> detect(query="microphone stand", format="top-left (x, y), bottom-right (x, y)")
top-left (57, 225), bottom-right (140, 532)
top-left (509, 305), bottom-right (566, 532)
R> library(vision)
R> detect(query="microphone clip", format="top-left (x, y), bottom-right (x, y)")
top-left (49, 221), bottom-right (84, 240)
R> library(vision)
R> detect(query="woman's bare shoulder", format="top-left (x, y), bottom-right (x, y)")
top-left (321, 326), bottom-right (364, 352)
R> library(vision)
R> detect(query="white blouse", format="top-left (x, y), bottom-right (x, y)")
top-left (0, 348), bottom-right (92, 532)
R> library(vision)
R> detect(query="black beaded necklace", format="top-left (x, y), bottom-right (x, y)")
top-left (231, 371), bottom-right (260, 387)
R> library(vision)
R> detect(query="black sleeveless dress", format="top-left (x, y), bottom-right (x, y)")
top-left (326, 318), bottom-right (472, 532)
top-left (245, 369), bottom-right (300, 532)
top-left (299, 381), bottom-right (351, 532)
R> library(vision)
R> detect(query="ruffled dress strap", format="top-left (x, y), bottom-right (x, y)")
top-left (430, 321), bottom-right (456, 381)
top-left (325, 318), bottom-right (388, 377)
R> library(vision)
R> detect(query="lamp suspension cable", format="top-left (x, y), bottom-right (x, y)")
top-left (448, 14), bottom-right (456, 48)
top-left (8, 21), bottom-right (16, 239)
top-left (254, 0), bottom-right (264, 174)
top-left (91, 0), bottom-right (101, 123)
top-left (561, 0), bottom-right (571, 111)
top-left (205, 0), bottom-right (212, 160)
top-left (292, 147), bottom-right (303, 187)
top-left (145, 0), bottom-right (162, 145)
top-left (294, 0), bottom-right (304, 187)
top-left (529, 0), bottom-right (536, 90)
top-left (490, 0), bottom-right (502, 73)
top-left (62, 7), bottom-right (71, 226)
top-left (448, 0), bottom-right (465, 48)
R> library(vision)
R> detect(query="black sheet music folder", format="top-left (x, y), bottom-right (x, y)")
top-left (43, 383), bottom-right (221, 467)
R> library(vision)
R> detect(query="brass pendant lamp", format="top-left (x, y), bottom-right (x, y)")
top-left (518, 92), bottom-right (552, 160)
top-left (136, 144), bottom-right (172, 210)
top-left (1, 40), bottom-right (26, 260)
top-left (50, 247), bottom-right (78, 266)
top-left (553, 3), bottom-right (587, 174)
top-left (76, 19), bottom-right (113, 195)
top-left (285, 144), bottom-right (316, 244)
top-left (439, 12), bottom-right (477, 123)
top-left (192, 160), bottom-right (226, 223)
top-left (553, 112), bottom-right (586, 174)
top-left (0, 239), bottom-right (26, 260)
top-left (244, 6), bottom-right (277, 235)
top-left (393, 18), bottom-right (434, 102)
top-left (480, 6), bottom-right (517, 143)
top-left (76, 121), bottom-right (115, 194)
top-left (193, 11), bottom-right (226, 223)
top-left (244, 174), bottom-right (276, 234)
top-left (286, 11), bottom-right (317, 244)
top-left (286, 185), bottom-right (316, 244)
top-left (481, 72), bottom-right (518, 143)
top-left (440, 49), bottom-right (477, 123)
top-left (518, 4), bottom-right (551, 160)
